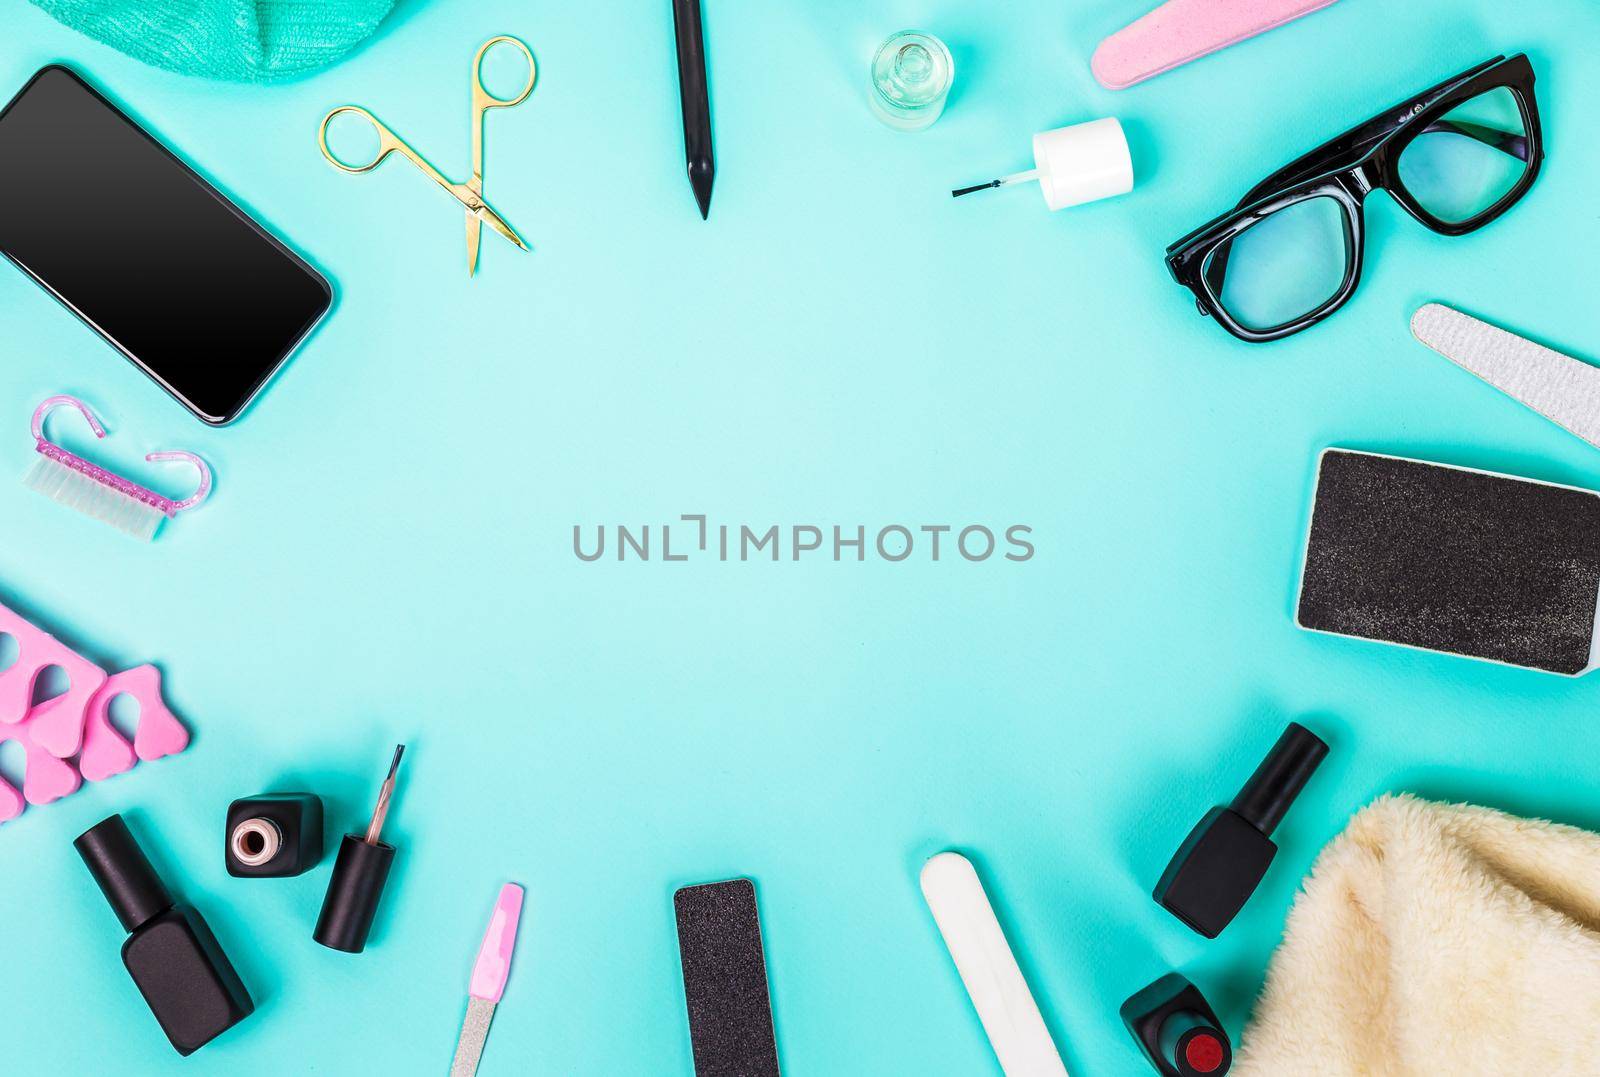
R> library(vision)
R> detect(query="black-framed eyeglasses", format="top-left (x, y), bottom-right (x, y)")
top-left (1166, 54), bottom-right (1542, 343)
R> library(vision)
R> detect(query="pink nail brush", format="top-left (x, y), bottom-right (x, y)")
top-left (1091, 0), bottom-right (1342, 90)
top-left (24, 395), bottom-right (211, 541)
top-left (449, 882), bottom-right (525, 1076)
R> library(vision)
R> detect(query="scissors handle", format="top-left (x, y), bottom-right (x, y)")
top-left (318, 105), bottom-right (466, 201)
top-left (471, 36), bottom-right (535, 193)
top-left (319, 106), bottom-right (408, 173)
top-left (472, 36), bottom-right (537, 115)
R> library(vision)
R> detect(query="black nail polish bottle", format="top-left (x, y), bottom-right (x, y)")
top-left (1154, 722), bottom-right (1328, 938)
top-left (1121, 973), bottom-right (1232, 1076)
top-left (226, 792), bottom-right (324, 877)
top-left (75, 814), bottom-right (255, 1055)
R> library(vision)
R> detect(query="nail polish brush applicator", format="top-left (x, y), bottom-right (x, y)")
top-left (952, 116), bottom-right (1134, 210)
top-left (315, 744), bottom-right (404, 953)
top-left (1154, 722), bottom-right (1327, 938)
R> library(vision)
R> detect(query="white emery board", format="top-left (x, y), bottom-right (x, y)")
top-left (1411, 302), bottom-right (1600, 451)
top-left (920, 852), bottom-right (1069, 1077)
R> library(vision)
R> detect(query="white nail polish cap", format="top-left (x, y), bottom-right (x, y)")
top-left (954, 117), bottom-right (1133, 212)
top-left (1033, 117), bottom-right (1133, 210)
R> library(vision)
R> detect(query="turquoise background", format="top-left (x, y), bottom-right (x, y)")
top-left (4, 1), bottom-right (1600, 1073)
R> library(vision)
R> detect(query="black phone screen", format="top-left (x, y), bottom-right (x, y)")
top-left (0, 66), bottom-right (331, 424)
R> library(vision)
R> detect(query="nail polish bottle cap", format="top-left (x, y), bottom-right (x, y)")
top-left (314, 834), bottom-right (396, 953)
top-left (1229, 722), bottom-right (1329, 836)
top-left (1032, 117), bottom-right (1134, 211)
top-left (75, 814), bottom-right (174, 933)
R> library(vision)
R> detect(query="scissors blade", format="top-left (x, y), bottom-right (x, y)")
top-left (475, 198), bottom-right (528, 252)
top-left (465, 180), bottom-right (483, 276)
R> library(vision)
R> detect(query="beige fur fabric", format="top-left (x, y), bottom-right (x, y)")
top-left (1235, 795), bottom-right (1600, 1076)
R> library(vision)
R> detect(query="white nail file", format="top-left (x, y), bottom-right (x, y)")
top-left (920, 852), bottom-right (1070, 1077)
top-left (1411, 302), bottom-right (1600, 451)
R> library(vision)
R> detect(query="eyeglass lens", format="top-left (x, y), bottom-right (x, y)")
top-left (1396, 86), bottom-right (1531, 225)
top-left (1201, 195), bottom-right (1350, 333)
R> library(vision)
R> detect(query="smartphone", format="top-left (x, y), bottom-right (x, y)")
top-left (0, 65), bottom-right (332, 425)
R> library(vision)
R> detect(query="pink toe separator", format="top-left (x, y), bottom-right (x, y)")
top-left (0, 773), bottom-right (22, 822)
top-left (0, 599), bottom-right (190, 824)
top-left (117, 665), bottom-right (190, 761)
top-left (0, 602), bottom-right (107, 756)
top-left (0, 708), bottom-right (81, 813)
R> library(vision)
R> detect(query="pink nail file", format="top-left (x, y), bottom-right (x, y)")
top-left (449, 882), bottom-right (525, 1077)
top-left (1091, 0), bottom-right (1342, 90)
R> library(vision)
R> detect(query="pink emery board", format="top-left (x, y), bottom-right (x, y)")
top-left (1091, 0), bottom-right (1341, 90)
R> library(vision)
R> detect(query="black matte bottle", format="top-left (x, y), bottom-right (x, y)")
top-left (1154, 722), bottom-right (1328, 938)
top-left (74, 814), bottom-right (254, 1055)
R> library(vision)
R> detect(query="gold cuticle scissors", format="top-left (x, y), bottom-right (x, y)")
top-left (318, 35), bottom-right (536, 275)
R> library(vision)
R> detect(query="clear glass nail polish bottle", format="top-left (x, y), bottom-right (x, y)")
top-left (870, 30), bottom-right (954, 132)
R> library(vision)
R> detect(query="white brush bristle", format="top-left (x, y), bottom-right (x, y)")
top-left (23, 456), bottom-right (165, 541)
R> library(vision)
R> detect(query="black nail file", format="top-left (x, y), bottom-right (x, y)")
top-left (673, 878), bottom-right (781, 1077)
top-left (1296, 448), bottom-right (1600, 675)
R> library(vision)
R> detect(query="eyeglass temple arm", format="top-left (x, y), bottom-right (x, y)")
top-left (1418, 118), bottom-right (1529, 161)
